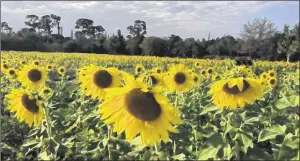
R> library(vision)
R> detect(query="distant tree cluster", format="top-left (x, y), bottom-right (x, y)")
top-left (1, 15), bottom-right (299, 62)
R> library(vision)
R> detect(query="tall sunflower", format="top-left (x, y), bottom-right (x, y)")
top-left (208, 77), bottom-right (265, 110)
top-left (163, 64), bottom-right (194, 92)
top-left (17, 64), bottom-right (48, 91)
top-left (6, 89), bottom-right (45, 127)
top-left (99, 72), bottom-right (182, 145)
top-left (78, 65), bottom-right (122, 100)
top-left (6, 68), bottom-right (17, 79)
top-left (137, 73), bottom-right (165, 91)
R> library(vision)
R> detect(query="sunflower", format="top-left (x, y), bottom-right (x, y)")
top-left (151, 67), bottom-right (162, 74)
top-left (207, 68), bottom-right (213, 75)
top-left (194, 62), bottom-right (200, 68)
top-left (135, 64), bottom-right (145, 75)
top-left (2, 63), bottom-right (9, 72)
top-left (208, 77), bottom-right (265, 110)
top-left (78, 65), bottom-right (122, 100)
top-left (46, 65), bottom-right (53, 71)
top-left (260, 72), bottom-right (268, 80)
top-left (6, 68), bottom-right (17, 79)
top-left (137, 73), bottom-right (166, 91)
top-left (41, 86), bottom-right (53, 96)
top-left (20, 60), bottom-right (27, 65)
top-left (200, 69), bottom-right (207, 77)
top-left (268, 70), bottom-right (277, 78)
top-left (17, 64), bottom-right (48, 91)
top-left (99, 72), bottom-right (182, 145)
top-left (192, 73), bottom-right (200, 85)
top-left (163, 64), bottom-right (194, 92)
top-left (6, 89), bottom-right (45, 127)
top-left (58, 67), bottom-right (66, 76)
top-left (32, 60), bottom-right (40, 66)
top-left (268, 78), bottom-right (277, 88)
top-left (212, 75), bottom-right (221, 81)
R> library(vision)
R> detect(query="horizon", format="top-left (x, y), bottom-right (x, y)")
top-left (1, 1), bottom-right (299, 39)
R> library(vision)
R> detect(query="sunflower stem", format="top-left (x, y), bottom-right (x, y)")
top-left (107, 125), bottom-right (113, 160)
top-left (44, 108), bottom-right (52, 139)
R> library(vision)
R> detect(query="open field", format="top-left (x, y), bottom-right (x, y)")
top-left (1, 51), bottom-right (299, 160)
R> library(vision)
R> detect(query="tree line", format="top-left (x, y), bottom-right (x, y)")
top-left (1, 14), bottom-right (299, 62)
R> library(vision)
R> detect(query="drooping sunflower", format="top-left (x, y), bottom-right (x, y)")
top-left (6, 89), bottom-right (45, 127)
top-left (208, 77), bottom-right (265, 110)
top-left (135, 64), bottom-right (145, 75)
top-left (137, 73), bottom-right (165, 91)
top-left (58, 67), bottom-right (66, 76)
top-left (99, 72), bottom-right (182, 145)
top-left (163, 64), bottom-right (194, 92)
top-left (17, 64), bottom-right (48, 91)
top-left (78, 65), bottom-right (122, 100)
top-left (212, 75), bottom-right (221, 81)
top-left (192, 73), bottom-right (200, 85)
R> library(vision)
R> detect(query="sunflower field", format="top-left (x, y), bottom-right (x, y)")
top-left (1, 51), bottom-right (299, 161)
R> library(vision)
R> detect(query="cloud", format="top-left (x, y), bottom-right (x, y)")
top-left (1, 1), bottom-right (298, 39)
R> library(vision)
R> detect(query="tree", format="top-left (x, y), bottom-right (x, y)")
top-left (240, 18), bottom-right (277, 57)
top-left (277, 24), bottom-right (300, 62)
top-left (167, 34), bottom-right (185, 57)
top-left (127, 20), bottom-right (147, 37)
top-left (1, 22), bottom-right (13, 35)
top-left (40, 15), bottom-right (53, 35)
top-left (139, 36), bottom-right (168, 56)
top-left (25, 15), bottom-right (40, 32)
top-left (74, 18), bottom-right (105, 38)
top-left (50, 14), bottom-right (61, 35)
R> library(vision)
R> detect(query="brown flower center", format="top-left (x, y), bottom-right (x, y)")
top-left (208, 69), bottom-right (212, 74)
top-left (137, 67), bottom-right (142, 72)
top-left (93, 70), bottom-right (112, 88)
top-left (174, 72), bottom-right (186, 84)
top-left (193, 76), bottom-right (198, 82)
top-left (201, 71), bottom-right (206, 75)
top-left (44, 89), bottom-right (50, 94)
top-left (21, 94), bottom-right (39, 113)
top-left (28, 69), bottom-right (42, 82)
top-left (270, 79), bottom-right (276, 85)
top-left (48, 66), bottom-right (52, 69)
top-left (270, 73), bottom-right (275, 77)
top-left (223, 80), bottom-right (250, 95)
top-left (124, 88), bottom-right (161, 121)
top-left (157, 69), bottom-right (161, 73)
top-left (9, 70), bottom-right (15, 75)
top-left (3, 64), bottom-right (8, 69)
top-left (60, 68), bottom-right (65, 73)
top-left (34, 62), bottom-right (39, 66)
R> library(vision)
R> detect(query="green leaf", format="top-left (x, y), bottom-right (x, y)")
top-left (282, 133), bottom-right (299, 149)
top-left (173, 153), bottom-right (185, 160)
top-left (65, 116), bottom-right (81, 133)
top-left (223, 144), bottom-right (234, 160)
top-left (198, 145), bottom-right (221, 160)
top-left (275, 97), bottom-right (294, 109)
top-left (200, 105), bottom-right (221, 115)
top-left (288, 95), bottom-right (299, 107)
top-left (143, 150), bottom-right (151, 161)
top-left (248, 145), bottom-right (273, 160)
top-left (22, 139), bottom-right (39, 147)
top-left (291, 149), bottom-right (300, 161)
top-left (240, 133), bottom-right (253, 153)
top-left (258, 125), bottom-right (287, 142)
top-left (207, 133), bottom-right (224, 147)
top-left (277, 145), bottom-right (293, 160)
top-left (38, 151), bottom-right (52, 160)
top-left (244, 117), bottom-right (260, 125)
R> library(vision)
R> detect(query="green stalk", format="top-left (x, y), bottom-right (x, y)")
top-left (43, 107), bottom-right (52, 139)
top-left (107, 125), bottom-right (112, 160)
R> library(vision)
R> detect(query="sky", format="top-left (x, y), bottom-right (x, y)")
top-left (1, 1), bottom-right (299, 39)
